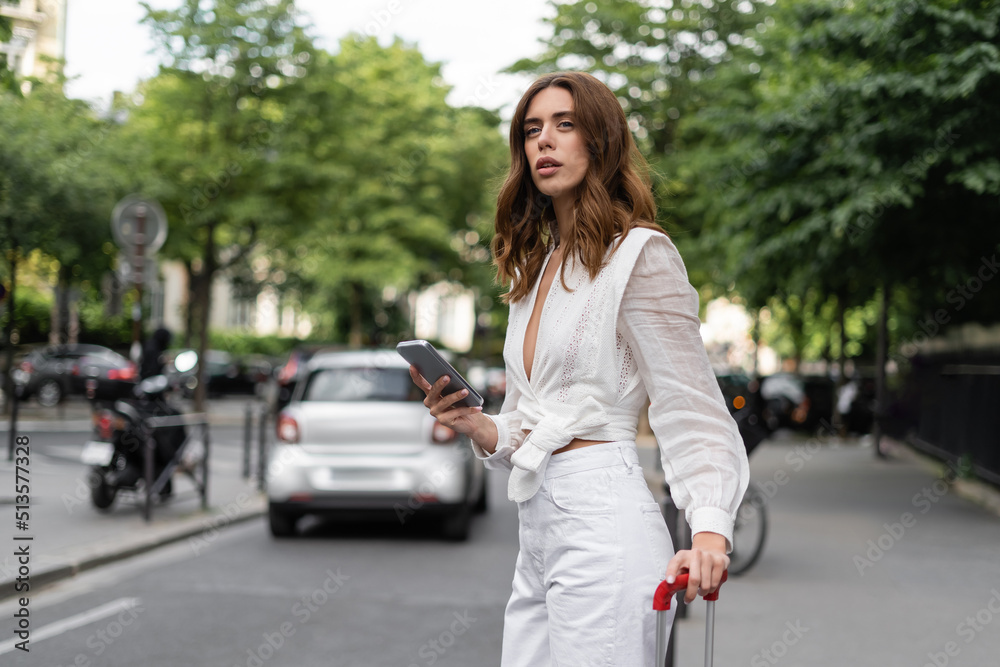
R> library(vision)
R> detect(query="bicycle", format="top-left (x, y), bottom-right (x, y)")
top-left (728, 480), bottom-right (768, 575)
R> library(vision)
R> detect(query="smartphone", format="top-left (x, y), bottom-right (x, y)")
top-left (396, 340), bottom-right (484, 409)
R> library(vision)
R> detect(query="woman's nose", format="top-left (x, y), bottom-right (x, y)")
top-left (536, 124), bottom-right (554, 149)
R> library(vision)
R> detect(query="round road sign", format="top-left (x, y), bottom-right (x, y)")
top-left (111, 195), bottom-right (168, 253)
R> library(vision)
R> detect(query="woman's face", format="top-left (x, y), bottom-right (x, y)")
top-left (523, 86), bottom-right (589, 207)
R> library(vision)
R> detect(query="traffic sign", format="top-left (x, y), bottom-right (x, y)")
top-left (111, 195), bottom-right (168, 253)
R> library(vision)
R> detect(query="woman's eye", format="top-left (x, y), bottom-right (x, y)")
top-left (525, 127), bottom-right (540, 136)
top-left (559, 120), bottom-right (573, 129)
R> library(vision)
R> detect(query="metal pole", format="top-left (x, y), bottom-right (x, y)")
top-left (257, 406), bottom-right (267, 492)
top-left (6, 382), bottom-right (18, 461)
top-left (705, 600), bottom-right (716, 667)
top-left (873, 280), bottom-right (890, 459)
top-left (656, 610), bottom-right (669, 667)
top-left (242, 402), bottom-right (252, 479)
top-left (201, 422), bottom-right (211, 509)
top-left (665, 616), bottom-right (676, 667)
top-left (144, 430), bottom-right (154, 522)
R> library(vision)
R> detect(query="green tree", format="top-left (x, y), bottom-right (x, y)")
top-left (127, 0), bottom-right (315, 408)
top-left (1, 78), bottom-right (119, 406)
top-left (686, 0), bottom-right (1000, 377)
top-left (0, 11), bottom-right (16, 93)
top-left (271, 37), bottom-right (505, 347)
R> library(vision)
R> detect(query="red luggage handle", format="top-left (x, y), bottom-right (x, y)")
top-left (653, 570), bottom-right (728, 610)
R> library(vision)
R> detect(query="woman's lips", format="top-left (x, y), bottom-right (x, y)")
top-left (536, 157), bottom-right (562, 177)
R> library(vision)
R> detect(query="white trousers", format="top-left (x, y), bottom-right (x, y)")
top-left (500, 440), bottom-right (676, 667)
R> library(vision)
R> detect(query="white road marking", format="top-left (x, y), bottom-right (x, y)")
top-left (0, 597), bottom-right (142, 655)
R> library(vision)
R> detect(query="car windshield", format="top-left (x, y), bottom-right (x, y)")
top-left (303, 367), bottom-right (420, 402)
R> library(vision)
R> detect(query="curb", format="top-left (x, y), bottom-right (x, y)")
top-left (0, 497), bottom-right (267, 601)
top-left (0, 415), bottom-right (252, 432)
top-left (881, 436), bottom-right (1000, 519)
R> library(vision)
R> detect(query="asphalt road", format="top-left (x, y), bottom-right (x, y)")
top-left (2, 424), bottom-right (999, 666)
top-left (0, 466), bottom-right (518, 667)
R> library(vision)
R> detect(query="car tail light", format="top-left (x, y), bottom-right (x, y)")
top-left (71, 364), bottom-right (80, 376)
top-left (432, 421), bottom-right (459, 444)
top-left (109, 363), bottom-right (137, 381)
top-left (19, 361), bottom-right (33, 373)
top-left (277, 413), bottom-right (300, 443)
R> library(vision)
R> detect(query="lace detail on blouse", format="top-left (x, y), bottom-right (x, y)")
top-left (616, 331), bottom-right (636, 396)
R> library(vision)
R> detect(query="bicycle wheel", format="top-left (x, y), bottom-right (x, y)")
top-left (728, 481), bottom-right (768, 575)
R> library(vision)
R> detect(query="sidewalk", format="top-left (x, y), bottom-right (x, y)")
top-left (636, 431), bottom-right (1000, 666)
top-left (0, 396), bottom-right (268, 600)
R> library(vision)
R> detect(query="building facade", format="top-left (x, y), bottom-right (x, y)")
top-left (0, 0), bottom-right (66, 90)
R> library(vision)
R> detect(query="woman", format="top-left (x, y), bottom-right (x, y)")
top-left (409, 71), bottom-right (749, 666)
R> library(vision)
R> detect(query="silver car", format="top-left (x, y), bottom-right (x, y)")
top-left (266, 349), bottom-right (486, 539)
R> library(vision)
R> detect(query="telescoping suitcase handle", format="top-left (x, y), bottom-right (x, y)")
top-left (653, 570), bottom-right (728, 667)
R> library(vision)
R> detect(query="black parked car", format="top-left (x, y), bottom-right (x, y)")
top-left (13, 344), bottom-right (137, 407)
top-left (164, 349), bottom-right (261, 397)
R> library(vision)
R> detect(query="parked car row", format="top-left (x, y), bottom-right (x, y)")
top-left (757, 372), bottom-right (876, 435)
top-left (163, 349), bottom-right (273, 398)
top-left (8, 343), bottom-right (288, 407)
top-left (12, 344), bottom-right (138, 406)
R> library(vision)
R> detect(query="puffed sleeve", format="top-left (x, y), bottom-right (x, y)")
top-left (618, 233), bottom-right (750, 551)
top-left (470, 365), bottom-right (527, 471)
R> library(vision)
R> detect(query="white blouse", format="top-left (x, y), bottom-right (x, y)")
top-left (472, 227), bottom-right (750, 547)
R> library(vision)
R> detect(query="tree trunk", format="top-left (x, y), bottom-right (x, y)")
top-left (873, 282), bottom-right (891, 458)
top-left (68, 291), bottom-right (79, 345)
top-left (49, 282), bottom-right (61, 345)
top-left (832, 293), bottom-right (847, 434)
top-left (3, 244), bottom-right (17, 417)
top-left (182, 259), bottom-right (195, 348)
top-left (348, 281), bottom-right (364, 349)
top-left (49, 264), bottom-right (72, 345)
top-left (751, 308), bottom-right (760, 377)
top-left (193, 223), bottom-right (217, 413)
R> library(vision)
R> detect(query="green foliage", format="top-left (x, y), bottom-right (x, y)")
top-left (0, 12), bottom-right (16, 94)
top-left (266, 36), bottom-right (506, 346)
top-left (0, 76), bottom-right (122, 355)
top-left (207, 330), bottom-right (299, 358)
top-left (516, 0), bottom-right (1000, 366)
top-left (694, 0), bottom-right (1000, 329)
top-left (8, 286), bottom-right (51, 345)
top-left (78, 291), bottom-right (133, 348)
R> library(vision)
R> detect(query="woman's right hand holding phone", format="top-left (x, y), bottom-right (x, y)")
top-left (408, 366), bottom-right (498, 453)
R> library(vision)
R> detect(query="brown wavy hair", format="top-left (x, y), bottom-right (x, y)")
top-left (492, 71), bottom-right (665, 304)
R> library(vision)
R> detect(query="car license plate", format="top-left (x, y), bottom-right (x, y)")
top-left (309, 468), bottom-right (409, 490)
top-left (81, 441), bottom-right (115, 466)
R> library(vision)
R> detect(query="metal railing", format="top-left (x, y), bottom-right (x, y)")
top-left (888, 353), bottom-right (1000, 486)
top-left (141, 412), bottom-right (211, 522)
top-left (241, 401), bottom-right (270, 493)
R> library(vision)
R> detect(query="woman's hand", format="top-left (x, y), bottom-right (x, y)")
top-left (665, 532), bottom-right (730, 603)
top-left (408, 366), bottom-right (493, 446)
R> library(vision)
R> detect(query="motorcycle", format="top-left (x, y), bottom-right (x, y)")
top-left (81, 351), bottom-right (197, 511)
